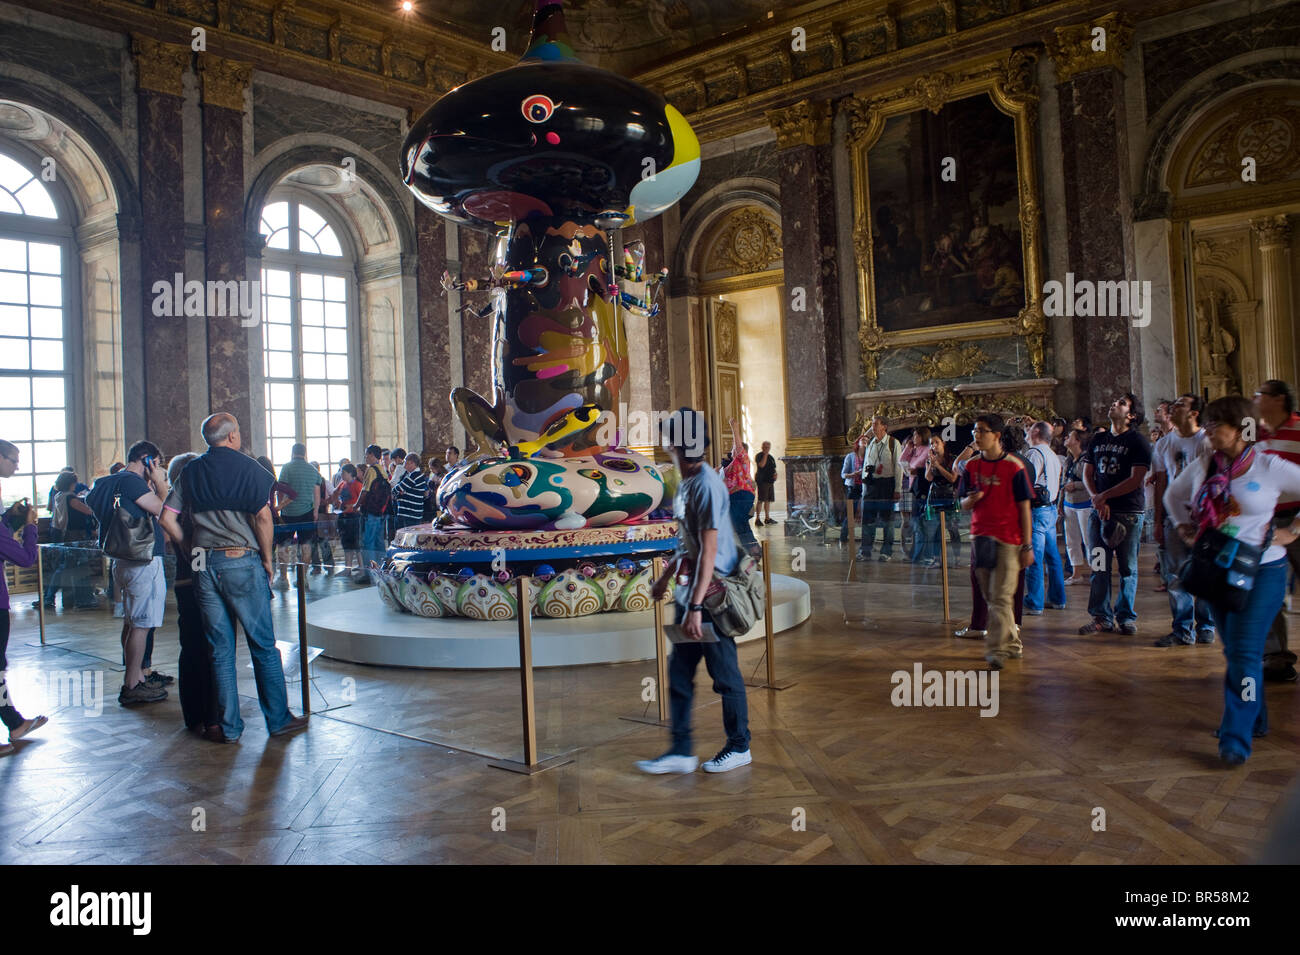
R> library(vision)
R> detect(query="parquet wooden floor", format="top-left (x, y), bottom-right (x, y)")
top-left (2, 525), bottom-right (1297, 864)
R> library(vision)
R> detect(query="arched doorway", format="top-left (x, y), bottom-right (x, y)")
top-left (1163, 84), bottom-right (1300, 398)
top-left (691, 202), bottom-right (788, 511)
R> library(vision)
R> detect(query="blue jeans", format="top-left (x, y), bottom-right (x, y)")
top-left (1025, 507), bottom-right (1067, 612)
top-left (729, 490), bottom-right (758, 551)
top-left (668, 606), bottom-right (750, 756)
top-left (859, 477), bottom-right (896, 556)
top-left (1087, 511), bottom-right (1143, 625)
top-left (193, 551), bottom-right (291, 739)
top-left (1161, 517), bottom-right (1214, 640)
top-left (362, 514), bottom-right (387, 570)
top-left (1211, 559), bottom-right (1287, 760)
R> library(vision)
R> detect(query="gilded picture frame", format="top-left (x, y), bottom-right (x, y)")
top-left (843, 49), bottom-right (1046, 390)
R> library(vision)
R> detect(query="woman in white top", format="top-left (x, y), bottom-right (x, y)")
top-left (1164, 395), bottom-right (1300, 766)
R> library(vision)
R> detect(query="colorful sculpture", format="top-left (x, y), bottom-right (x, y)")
top-left (401, 0), bottom-right (699, 531)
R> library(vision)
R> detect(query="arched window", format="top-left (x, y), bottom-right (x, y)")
top-left (0, 149), bottom-right (72, 508)
top-left (258, 198), bottom-right (354, 475)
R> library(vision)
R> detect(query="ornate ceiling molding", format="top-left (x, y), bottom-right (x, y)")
top-left (132, 35), bottom-right (189, 97)
top-left (1048, 12), bottom-right (1134, 83)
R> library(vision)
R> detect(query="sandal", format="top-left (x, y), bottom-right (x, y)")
top-left (9, 715), bottom-right (48, 742)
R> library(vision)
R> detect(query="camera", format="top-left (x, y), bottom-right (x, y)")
top-left (864, 465), bottom-right (876, 478)
top-left (2, 498), bottom-right (31, 534)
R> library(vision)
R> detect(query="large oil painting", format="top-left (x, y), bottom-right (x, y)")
top-left (866, 93), bottom-right (1025, 334)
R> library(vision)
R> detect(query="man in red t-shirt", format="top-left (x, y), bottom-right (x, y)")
top-left (959, 413), bottom-right (1035, 669)
top-left (1256, 379), bottom-right (1300, 682)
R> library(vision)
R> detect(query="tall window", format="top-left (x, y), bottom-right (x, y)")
top-left (259, 199), bottom-right (353, 476)
top-left (0, 150), bottom-right (70, 509)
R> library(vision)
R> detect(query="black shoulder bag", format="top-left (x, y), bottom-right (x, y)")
top-left (1176, 460), bottom-right (1271, 614)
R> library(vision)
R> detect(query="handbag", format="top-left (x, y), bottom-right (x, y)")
top-left (102, 492), bottom-right (156, 562)
top-left (701, 547), bottom-right (766, 638)
top-left (1177, 526), bottom-right (1270, 614)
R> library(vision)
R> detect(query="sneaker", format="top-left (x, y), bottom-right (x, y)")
top-left (1219, 750), bottom-right (1247, 767)
top-left (701, 747), bottom-right (752, 773)
top-left (203, 725), bottom-right (239, 744)
top-left (1023, 608), bottom-right (1043, 616)
top-left (953, 627), bottom-right (986, 639)
top-left (1006, 649), bottom-right (1023, 660)
top-left (273, 577), bottom-right (290, 592)
top-left (1195, 630), bottom-right (1217, 645)
top-left (1118, 622), bottom-right (1138, 636)
top-left (1048, 603), bottom-right (1067, 610)
top-left (145, 670), bottom-right (174, 686)
top-left (765, 519), bottom-right (777, 525)
top-left (986, 656), bottom-right (1005, 671)
top-left (1264, 665), bottom-right (1298, 683)
top-left (635, 752), bottom-right (699, 775)
top-left (877, 553), bottom-right (893, 563)
top-left (855, 551), bottom-right (871, 561)
top-left (118, 681), bottom-right (166, 705)
top-left (0, 743), bottom-right (13, 756)
top-left (112, 602), bottom-right (124, 618)
top-left (270, 714), bottom-right (310, 737)
top-left (1078, 619), bottom-right (1114, 634)
top-left (1154, 632), bottom-right (1194, 647)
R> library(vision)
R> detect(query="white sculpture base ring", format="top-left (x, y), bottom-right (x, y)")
top-left (307, 574), bottom-right (811, 669)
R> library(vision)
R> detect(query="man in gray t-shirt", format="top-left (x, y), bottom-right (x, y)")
top-left (637, 408), bottom-right (751, 777)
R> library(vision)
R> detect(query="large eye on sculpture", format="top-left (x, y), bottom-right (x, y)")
top-left (521, 94), bottom-right (558, 124)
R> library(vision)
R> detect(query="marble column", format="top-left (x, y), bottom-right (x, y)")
top-left (198, 54), bottom-right (253, 429)
top-left (1049, 14), bottom-right (1138, 420)
top-left (457, 227), bottom-right (494, 403)
top-left (415, 204), bottom-right (452, 451)
top-left (765, 99), bottom-right (844, 504)
top-left (132, 37), bottom-right (192, 456)
top-left (1249, 215), bottom-right (1297, 387)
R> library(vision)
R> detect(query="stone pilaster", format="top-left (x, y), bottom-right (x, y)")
top-left (416, 204), bottom-right (452, 451)
top-left (1050, 15), bottom-right (1139, 420)
top-left (198, 54), bottom-right (253, 429)
top-left (133, 36), bottom-right (192, 456)
top-left (1249, 214), bottom-right (1297, 387)
top-left (765, 99), bottom-right (844, 504)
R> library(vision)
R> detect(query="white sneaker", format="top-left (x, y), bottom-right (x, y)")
top-left (635, 753), bottom-right (699, 775)
top-left (112, 602), bottom-right (124, 618)
top-left (701, 748), bottom-right (752, 773)
top-left (273, 578), bottom-right (290, 592)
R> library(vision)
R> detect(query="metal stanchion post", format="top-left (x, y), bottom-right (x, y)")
top-left (620, 555), bottom-right (670, 727)
top-left (296, 561), bottom-right (310, 717)
top-left (489, 576), bottom-right (571, 774)
top-left (747, 540), bottom-right (794, 690)
top-left (36, 542), bottom-right (46, 645)
top-left (939, 510), bottom-right (952, 623)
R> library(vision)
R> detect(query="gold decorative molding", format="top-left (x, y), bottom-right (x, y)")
top-left (1049, 12), bottom-right (1134, 83)
top-left (911, 343), bottom-right (992, 381)
top-left (132, 35), bottom-right (189, 97)
top-left (1250, 214), bottom-right (1292, 248)
top-left (697, 268), bottom-right (785, 297)
top-left (704, 207), bottom-right (783, 276)
top-left (1192, 236), bottom-right (1244, 264)
top-left (851, 387), bottom-right (1057, 434)
top-left (716, 306), bottom-right (739, 364)
top-left (784, 436), bottom-right (836, 456)
top-left (848, 49), bottom-right (1045, 390)
top-left (765, 99), bottom-right (832, 150)
top-left (199, 53), bottom-right (252, 111)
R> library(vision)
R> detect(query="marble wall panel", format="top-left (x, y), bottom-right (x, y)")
top-left (252, 83), bottom-right (402, 160)
top-left (0, 20), bottom-right (123, 124)
top-left (202, 104), bottom-right (252, 428)
top-left (457, 226), bottom-right (494, 402)
top-left (138, 89), bottom-right (191, 456)
top-left (415, 204), bottom-right (453, 452)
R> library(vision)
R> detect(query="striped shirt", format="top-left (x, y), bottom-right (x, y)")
top-left (1259, 411), bottom-right (1300, 515)
top-left (392, 469), bottom-right (429, 522)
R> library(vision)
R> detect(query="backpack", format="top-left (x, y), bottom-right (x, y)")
top-left (1021, 448), bottom-right (1053, 508)
top-left (360, 466), bottom-right (390, 515)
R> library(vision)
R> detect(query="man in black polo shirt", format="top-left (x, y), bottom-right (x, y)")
top-left (1079, 392), bottom-right (1152, 636)
top-left (159, 413), bottom-right (307, 743)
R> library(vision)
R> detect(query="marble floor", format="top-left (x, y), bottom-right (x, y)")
top-left (2, 523), bottom-right (1296, 864)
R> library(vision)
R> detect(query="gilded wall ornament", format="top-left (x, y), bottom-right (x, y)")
top-left (1250, 214), bottom-right (1292, 248)
top-left (715, 306), bottom-right (739, 364)
top-left (1192, 237), bottom-right (1244, 264)
top-left (705, 207), bottom-right (783, 275)
top-left (198, 54), bottom-right (252, 111)
top-left (911, 343), bottom-right (991, 381)
top-left (1186, 94), bottom-right (1300, 188)
top-left (863, 388), bottom-right (1055, 430)
top-left (1049, 13), bottom-right (1134, 83)
top-left (913, 72), bottom-right (953, 114)
top-left (765, 99), bottom-right (831, 150)
top-left (132, 36), bottom-right (189, 97)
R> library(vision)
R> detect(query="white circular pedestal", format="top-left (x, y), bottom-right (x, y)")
top-left (307, 574), bottom-right (811, 669)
